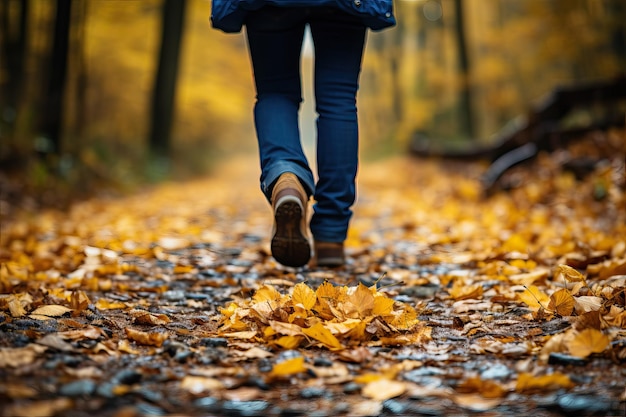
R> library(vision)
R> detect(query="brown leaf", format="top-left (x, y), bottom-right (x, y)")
top-left (548, 288), bottom-right (575, 316)
top-left (70, 291), bottom-right (91, 312)
top-left (125, 327), bottom-right (168, 347)
top-left (129, 309), bottom-right (171, 326)
top-left (0, 344), bottom-right (47, 368)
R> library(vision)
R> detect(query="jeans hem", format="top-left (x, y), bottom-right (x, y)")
top-left (261, 161), bottom-right (315, 201)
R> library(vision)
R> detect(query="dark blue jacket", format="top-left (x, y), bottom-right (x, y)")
top-left (211, 0), bottom-right (395, 33)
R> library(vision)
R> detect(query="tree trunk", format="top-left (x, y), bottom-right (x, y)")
top-left (148, 0), bottom-right (187, 159)
top-left (0, 0), bottom-right (29, 134)
top-left (453, 0), bottom-right (475, 139)
top-left (40, 0), bottom-right (71, 155)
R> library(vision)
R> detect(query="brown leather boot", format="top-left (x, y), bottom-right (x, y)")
top-left (270, 173), bottom-right (310, 267)
top-left (313, 241), bottom-right (345, 267)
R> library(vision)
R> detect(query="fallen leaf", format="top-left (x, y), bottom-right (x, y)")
top-left (456, 376), bottom-right (507, 398)
top-left (0, 344), bottom-right (47, 368)
top-left (8, 298), bottom-right (27, 317)
top-left (302, 322), bottom-right (343, 350)
top-left (292, 282), bottom-right (316, 310)
top-left (452, 394), bottom-right (502, 411)
top-left (95, 298), bottom-right (128, 310)
top-left (269, 356), bottom-right (307, 377)
top-left (70, 290), bottom-right (91, 312)
top-left (361, 379), bottom-right (406, 401)
top-left (555, 264), bottom-right (586, 283)
top-left (448, 281), bottom-right (483, 300)
top-left (269, 320), bottom-right (303, 336)
top-left (349, 283), bottom-right (375, 318)
top-left (232, 346), bottom-right (273, 359)
top-left (180, 376), bottom-right (223, 394)
top-left (125, 327), bottom-right (168, 347)
top-left (118, 339), bottom-right (140, 354)
top-left (129, 309), bottom-right (171, 326)
top-left (372, 295), bottom-right (395, 316)
top-left (36, 334), bottom-right (75, 351)
top-left (548, 288), bottom-right (575, 316)
top-left (567, 328), bottom-right (610, 358)
top-left (515, 372), bottom-right (574, 393)
top-left (30, 304), bottom-right (72, 317)
top-left (222, 330), bottom-right (258, 340)
top-left (518, 285), bottom-right (550, 311)
top-left (574, 296), bottom-right (603, 313)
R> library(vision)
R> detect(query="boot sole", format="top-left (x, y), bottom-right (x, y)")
top-left (271, 199), bottom-right (311, 267)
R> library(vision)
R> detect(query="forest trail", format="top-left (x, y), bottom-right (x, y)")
top-left (1, 137), bottom-right (625, 416)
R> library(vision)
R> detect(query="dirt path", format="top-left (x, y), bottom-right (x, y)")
top-left (1, 147), bottom-right (625, 417)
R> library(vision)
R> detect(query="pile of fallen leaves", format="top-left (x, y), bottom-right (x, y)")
top-left (219, 280), bottom-right (431, 352)
top-left (0, 130), bottom-right (625, 416)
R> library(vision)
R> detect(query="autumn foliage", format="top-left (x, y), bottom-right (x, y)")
top-left (1, 131), bottom-right (625, 415)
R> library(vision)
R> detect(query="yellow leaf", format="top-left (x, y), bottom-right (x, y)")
top-left (218, 302), bottom-right (239, 318)
top-left (292, 282), bottom-right (316, 310)
top-left (448, 282), bottom-right (483, 301)
top-left (555, 264), bottom-right (586, 283)
top-left (269, 356), bottom-right (307, 377)
top-left (314, 281), bottom-right (345, 320)
top-left (274, 335), bottom-right (304, 349)
top-left (349, 283), bottom-right (375, 318)
top-left (388, 304), bottom-right (420, 330)
top-left (315, 281), bottom-right (341, 300)
top-left (173, 265), bottom-right (194, 274)
top-left (516, 372), bottom-right (574, 393)
top-left (548, 288), bottom-right (575, 316)
top-left (362, 379), bottom-right (406, 401)
top-left (372, 295), bottom-right (395, 316)
top-left (30, 305), bottom-right (73, 317)
top-left (95, 298), bottom-right (127, 310)
top-left (302, 322), bottom-right (343, 350)
top-left (567, 328), bottom-right (610, 358)
top-left (253, 284), bottom-right (281, 303)
top-left (518, 285), bottom-right (550, 311)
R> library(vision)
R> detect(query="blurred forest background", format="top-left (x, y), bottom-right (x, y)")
top-left (0, 0), bottom-right (624, 204)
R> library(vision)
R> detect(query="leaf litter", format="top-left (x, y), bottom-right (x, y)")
top-left (1, 130), bottom-right (625, 416)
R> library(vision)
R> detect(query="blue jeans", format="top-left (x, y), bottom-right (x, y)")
top-left (245, 6), bottom-right (367, 243)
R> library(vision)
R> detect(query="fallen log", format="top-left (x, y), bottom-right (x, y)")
top-left (409, 75), bottom-right (626, 194)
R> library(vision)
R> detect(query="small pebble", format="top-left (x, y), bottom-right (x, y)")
top-left (59, 379), bottom-right (97, 397)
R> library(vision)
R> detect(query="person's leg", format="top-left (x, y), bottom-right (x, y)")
top-left (245, 7), bottom-right (315, 199)
top-left (245, 8), bottom-right (313, 267)
top-left (309, 11), bottom-right (367, 250)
